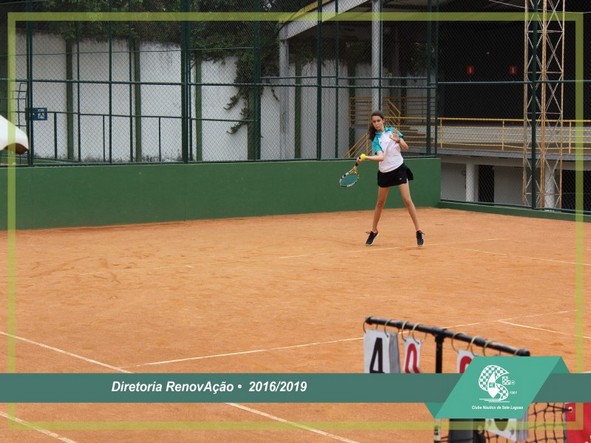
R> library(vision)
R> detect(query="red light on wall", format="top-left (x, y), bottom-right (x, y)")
top-left (466, 65), bottom-right (476, 76)
top-left (508, 65), bottom-right (518, 76)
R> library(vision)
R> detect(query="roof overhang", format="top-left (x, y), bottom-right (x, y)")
top-left (279, 0), bottom-right (529, 41)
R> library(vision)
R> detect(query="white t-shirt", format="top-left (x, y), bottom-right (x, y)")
top-left (372, 127), bottom-right (404, 173)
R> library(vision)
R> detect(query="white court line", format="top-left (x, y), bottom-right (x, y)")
top-left (228, 403), bottom-right (358, 443)
top-left (498, 320), bottom-right (591, 340)
top-left (279, 238), bottom-right (506, 259)
top-left (449, 310), bottom-right (575, 329)
top-left (0, 331), bottom-right (132, 373)
top-left (135, 337), bottom-right (362, 367)
top-left (463, 249), bottom-right (590, 267)
top-left (0, 411), bottom-right (77, 443)
top-left (0, 331), bottom-right (358, 443)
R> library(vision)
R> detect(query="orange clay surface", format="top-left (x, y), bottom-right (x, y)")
top-left (0, 208), bottom-right (589, 442)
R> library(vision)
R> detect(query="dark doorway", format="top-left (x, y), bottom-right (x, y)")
top-left (562, 170), bottom-right (591, 212)
top-left (478, 165), bottom-right (495, 203)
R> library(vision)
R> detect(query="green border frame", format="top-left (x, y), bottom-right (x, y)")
top-left (5, 10), bottom-right (586, 434)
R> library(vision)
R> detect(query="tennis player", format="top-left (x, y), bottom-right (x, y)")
top-left (357, 110), bottom-right (424, 246)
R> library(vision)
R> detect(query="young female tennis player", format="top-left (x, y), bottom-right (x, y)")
top-left (357, 110), bottom-right (424, 246)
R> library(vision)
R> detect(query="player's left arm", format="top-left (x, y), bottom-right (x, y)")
top-left (398, 138), bottom-right (409, 151)
top-left (392, 133), bottom-right (409, 151)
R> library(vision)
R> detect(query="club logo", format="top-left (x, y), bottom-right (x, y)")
top-left (478, 364), bottom-right (515, 402)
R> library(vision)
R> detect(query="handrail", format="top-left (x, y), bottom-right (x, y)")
top-left (344, 116), bottom-right (591, 158)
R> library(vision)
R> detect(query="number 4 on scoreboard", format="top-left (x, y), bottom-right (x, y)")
top-left (369, 338), bottom-right (384, 373)
top-left (363, 329), bottom-right (400, 374)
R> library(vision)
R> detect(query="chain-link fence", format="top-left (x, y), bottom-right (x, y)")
top-left (1, 0), bottom-right (589, 212)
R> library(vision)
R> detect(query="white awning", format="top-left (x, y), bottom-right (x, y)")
top-left (1, 115), bottom-right (29, 154)
top-left (279, 0), bottom-right (369, 41)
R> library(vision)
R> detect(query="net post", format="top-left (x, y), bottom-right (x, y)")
top-left (434, 329), bottom-right (445, 374)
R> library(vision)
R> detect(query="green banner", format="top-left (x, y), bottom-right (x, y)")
top-left (0, 359), bottom-right (590, 416)
top-left (0, 373), bottom-right (456, 403)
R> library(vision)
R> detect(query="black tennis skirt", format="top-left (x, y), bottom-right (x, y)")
top-left (377, 163), bottom-right (414, 188)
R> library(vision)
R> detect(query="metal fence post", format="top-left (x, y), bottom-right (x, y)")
top-left (180, 0), bottom-right (191, 163)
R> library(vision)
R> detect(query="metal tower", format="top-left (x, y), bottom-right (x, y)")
top-left (522, 0), bottom-right (566, 209)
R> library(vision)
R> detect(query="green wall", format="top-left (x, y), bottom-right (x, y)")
top-left (0, 158), bottom-right (441, 229)
top-left (439, 201), bottom-right (591, 223)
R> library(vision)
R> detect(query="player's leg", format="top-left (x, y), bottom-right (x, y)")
top-left (398, 182), bottom-right (424, 245)
top-left (366, 186), bottom-right (390, 245)
top-left (372, 186), bottom-right (390, 231)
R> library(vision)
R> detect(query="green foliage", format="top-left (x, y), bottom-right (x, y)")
top-left (196, 19), bottom-right (281, 133)
top-left (191, 0), bottom-right (289, 133)
top-left (36, 0), bottom-right (182, 43)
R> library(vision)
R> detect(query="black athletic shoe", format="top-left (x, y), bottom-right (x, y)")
top-left (366, 231), bottom-right (379, 246)
top-left (416, 230), bottom-right (424, 246)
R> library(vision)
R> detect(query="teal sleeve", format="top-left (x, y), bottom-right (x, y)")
top-left (372, 136), bottom-right (381, 154)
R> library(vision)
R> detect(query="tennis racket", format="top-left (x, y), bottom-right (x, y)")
top-left (339, 158), bottom-right (362, 188)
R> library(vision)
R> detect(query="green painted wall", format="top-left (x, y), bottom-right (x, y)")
top-left (439, 201), bottom-right (591, 223)
top-left (0, 158), bottom-right (441, 229)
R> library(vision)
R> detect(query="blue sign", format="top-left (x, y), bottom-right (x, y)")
top-left (27, 107), bottom-right (48, 121)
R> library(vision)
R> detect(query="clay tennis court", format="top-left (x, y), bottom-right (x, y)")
top-left (1, 207), bottom-right (589, 442)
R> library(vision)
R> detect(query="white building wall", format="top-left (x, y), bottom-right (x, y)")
top-left (494, 165), bottom-right (523, 206)
top-left (139, 42), bottom-right (182, 161)
top-left (440, 158), bottom-right (525, 205)
top-left (14, 32), bottom-right (360, 162)
top-left (75, 39), bottom-right (132, 161)
top-left (14, 33), bottom-right (67, 158)
top-left (441, 162), bottom-right (467, 201)
top-left (197, 57), bottom-right (248, 162)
